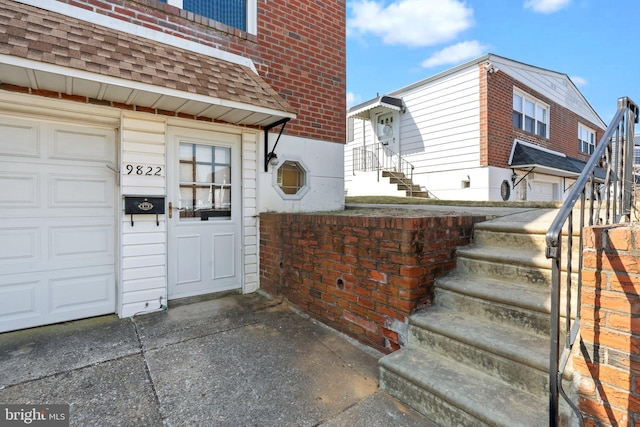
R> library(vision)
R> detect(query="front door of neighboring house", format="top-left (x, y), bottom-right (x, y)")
top-left (376, 113), bottom-right (400, 171)
top-left (167, 127), bottom-right (242, 300)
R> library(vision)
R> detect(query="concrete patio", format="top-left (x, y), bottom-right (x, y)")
top-left (0, 292), bottom-right (434, 426)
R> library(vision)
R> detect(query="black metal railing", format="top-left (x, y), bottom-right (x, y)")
top-left (546, 97), bottom-right (638, 426)
top-left (352, 143), bottom-right (415, 193)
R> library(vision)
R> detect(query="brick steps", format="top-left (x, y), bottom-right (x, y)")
top-left (379, 209), bottom-right (574, 426)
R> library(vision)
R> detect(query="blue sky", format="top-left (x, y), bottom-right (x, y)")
top-left (346, 0), bottom-right (639, 125)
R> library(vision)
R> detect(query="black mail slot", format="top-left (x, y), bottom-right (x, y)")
top-left (124, 197), bottom-right (165, 215)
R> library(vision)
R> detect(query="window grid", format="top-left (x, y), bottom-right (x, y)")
top-left (277, 161), bottom-right (305, 195)
top-left (159, 0), bottom-right (247, 31)
top-left (513, 92), bottom-right (549, 138)
top-left (179, 143), bottom-right (232, 220)
top-left (578, 124), bottom-right (595, 155)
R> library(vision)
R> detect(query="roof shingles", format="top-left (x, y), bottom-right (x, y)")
top-left (0, 0), bottom-right (296, 116)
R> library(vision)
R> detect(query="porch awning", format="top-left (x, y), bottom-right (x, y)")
top-left (0, 1), bottom-right (296, 127)
top-left (509, 140), bottom-right (606, 179)
top-left (348, 95), bottom-right (404, 120)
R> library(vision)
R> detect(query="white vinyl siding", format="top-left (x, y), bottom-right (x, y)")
top-left (241, 131), bottom-right (258, 293)
top-left (399, 67), bottom-right (481, 173)
top-left (120, 114), bottom-right (167, 317)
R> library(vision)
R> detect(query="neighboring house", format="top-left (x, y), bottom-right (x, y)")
top-left (345, 54), bottom-right (606, 202)
top-left (0, 0), bottom-right (345, 332)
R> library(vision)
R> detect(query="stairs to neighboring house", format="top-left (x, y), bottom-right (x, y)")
top-left (382, 170), bottom-right (430, 198)
top-left (379, 209), bottom-right (577, 427)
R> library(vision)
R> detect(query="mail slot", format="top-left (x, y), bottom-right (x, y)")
top-left (124, 196), bottom-right (165, 214)
top-left (124, 196), bottom-right (165, 226)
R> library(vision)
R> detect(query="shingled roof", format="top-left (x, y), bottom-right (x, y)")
top-left (509, 140), bottom-right (606, 179)
top-left (0, 0), bottom-right (296, 125)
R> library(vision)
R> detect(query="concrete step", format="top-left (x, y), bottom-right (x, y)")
top-left (406, 190), bottom-right (429, 198)
top-left (473, 228), bottom-right (583, 258)
top-left (382, 170), bottom-right (405, 179)
top-left (379, 345), bottom-right (549, 427)
top-left (408, 307), bottom-right (549, 397)
top-left (455, 246), bottom-right (579, 288)
top-left (435, 275), bottom-right (577, 334)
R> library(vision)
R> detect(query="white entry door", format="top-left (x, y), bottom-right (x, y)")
top-left (0, 115), bottom-right (117, 332)
top-left (167, 128), bottom-right (242, 299)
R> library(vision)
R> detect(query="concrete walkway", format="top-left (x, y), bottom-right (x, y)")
top-left (0, 292), bottom-right (434, 426)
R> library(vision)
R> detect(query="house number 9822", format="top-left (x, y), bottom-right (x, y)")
top-left (125, 164), bottom-right (163, 176)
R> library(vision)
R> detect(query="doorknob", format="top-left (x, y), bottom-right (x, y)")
top-left (169, 202), bottom-right (172, 219)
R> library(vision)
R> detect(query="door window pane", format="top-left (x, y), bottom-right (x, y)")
top-left (178, 142), bottom-right (232, 220)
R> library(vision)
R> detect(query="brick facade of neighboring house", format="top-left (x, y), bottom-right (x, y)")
top-left (0, 0), bottom-right (346, 331)
top-left (259, 212), bottom-right (485, 353)
top-left (481, 64), bottom-right (605, 168)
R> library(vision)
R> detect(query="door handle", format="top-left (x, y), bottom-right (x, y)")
top-left (169, 202), bottom-right (172, 219)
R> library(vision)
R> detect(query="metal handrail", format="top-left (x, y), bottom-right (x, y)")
top-left (546, 97), bottom-right (638, 426)
top-left (352, 142), bottom-right (415, 183)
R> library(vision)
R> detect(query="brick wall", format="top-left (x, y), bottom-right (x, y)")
top-left (259, 212), bottom-right (486, 353)
top-left (52, 0), bottom-right (346, 143)
top-left (574, 224), bottom-right (640, 426)
top-left (481, 67), bottom-right (605, 168)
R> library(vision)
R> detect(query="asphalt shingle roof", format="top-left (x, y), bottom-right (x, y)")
top-left (0, 0), bottom-right (296, 116)
top-left (510, 141), bottom-right (606, 179)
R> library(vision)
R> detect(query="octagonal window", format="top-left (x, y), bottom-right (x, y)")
top-left (277, 161), bottom-right (306, 195)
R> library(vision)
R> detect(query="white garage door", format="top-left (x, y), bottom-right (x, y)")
top-left (0, 115), bottom-right (117, 332)
top-left (529, 181), bottom-right (556, 201)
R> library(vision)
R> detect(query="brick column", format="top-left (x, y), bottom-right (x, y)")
top-left (574, 224), bottom-right (640, 426)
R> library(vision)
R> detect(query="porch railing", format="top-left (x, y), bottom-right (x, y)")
top-left (546, 97), bottom-right (638, 426)
top-left (352, 143), bottom-right (415, 193)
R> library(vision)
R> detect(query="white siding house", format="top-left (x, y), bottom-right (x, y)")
top-left (345, 54), bottom-right (606, 202)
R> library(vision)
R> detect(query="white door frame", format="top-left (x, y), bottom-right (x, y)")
top-left (166, 126), bottom-right (243, 300)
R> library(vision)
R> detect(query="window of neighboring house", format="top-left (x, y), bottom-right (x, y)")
top-left (160, 0), bottom-right (257, 34)
top-left (578, 123), bottom-right (596, 155)
top-left (513, 91), bottom-right (549, 138)
top-left (277, 161), bottom-right (306, 195)
top-left (347, 117), bottom-right (354, 143)
top-left (634, 146), bottom-right (640, 168)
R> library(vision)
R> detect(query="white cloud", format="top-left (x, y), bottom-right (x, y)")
top-left (347, 92), bottom-right (362, 109)
top-left (348, 0), bottom-right (474, 47)
top-left (524, 0), bottom-right (571, 13)
top-left (421, 41), bottom-right (489, 68)
top-left (570, 76), bottom-right (587, 87)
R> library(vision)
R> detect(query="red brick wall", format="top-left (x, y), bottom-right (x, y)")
top-left (481, 67), bottom-right (605, 168)
top-left (52, 0), bottom-right (346, 143)
top-left (574, 224), bottom-right (640, 426)
top-left (259, 212), bottom-right (485, 353)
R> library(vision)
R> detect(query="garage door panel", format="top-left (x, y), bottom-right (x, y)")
top-left (48, 125), bottom-right (115, 164)
top-left (49, 173), bottom-right (114, 208)
top-left (0, 227), bottom-right (39, 263)
top-left (0, 280), bottom-right (40, 319)
top-left (50, 270), bottom-right (114, 314)
top-left (0, 118), bottom-right (39, 158)
top-left (0, 171), bottom-right (39, 207)
top-left (50, 224), bottom-right (113, 260)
